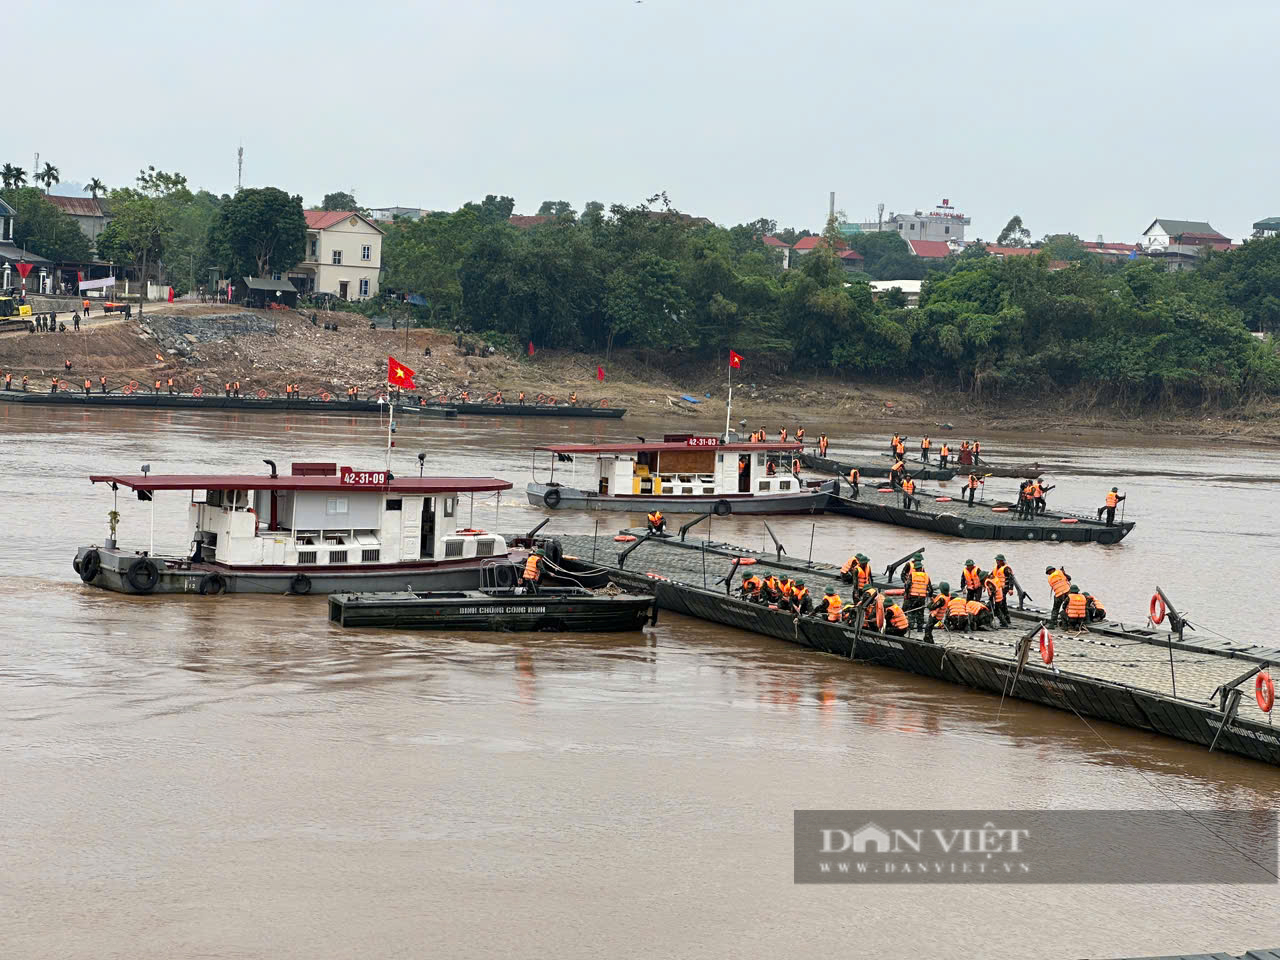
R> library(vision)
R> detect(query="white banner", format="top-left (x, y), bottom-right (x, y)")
top-left (78, 277), bottom-right (116, 291)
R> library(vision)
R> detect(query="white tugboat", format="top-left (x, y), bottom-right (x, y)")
top-left (74, 460), bottom-right (514, 595)
top-left (527, 436), bottom-right (833, 516)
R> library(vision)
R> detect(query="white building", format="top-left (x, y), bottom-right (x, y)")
top-left (287, 211), bottom-right (384, 300)
top-left (851, 199), bottom-right (970, 243)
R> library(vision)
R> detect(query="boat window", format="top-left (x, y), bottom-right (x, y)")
top-left (327, 496), bottom-right (349, 515)
top-left (443, 497), bottom-right (455, 518)
top-left (206, 489), bottom-right (223, 507)
top-left (717, 453), bottom-right (724, 463)
top-left (757, 480), bottom-right (770, 492)
top-left (385, 498), bottom-right (402, 511)
top-left (756, 454), bottom-right (766, 466)
top-left (778, 480), bottom-right (791, 491)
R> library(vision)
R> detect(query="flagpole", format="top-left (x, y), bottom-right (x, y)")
top-left (386, 391), bottom-right (394, 474)
top-left (724, 357), bottom-right (732, 442)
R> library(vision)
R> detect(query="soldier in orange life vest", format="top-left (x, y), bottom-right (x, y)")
top-left (905, 560), bottom-right (933, 631)
top-left (51, 376), bottom-right (59, 393)
top-left (64, 358), bottom-right (72, 372)
top-left (1046, 565), bottom-right (1072, 628)
top-left (888, 459), bottom-right (905, 488)
top-left (522, 549), bottom-right (543, 594)
top-left (1084, 591), bottom-right (1106, 622)
top-left (518, 391), bottom-right (525, 405)
top-left (234, 380), bottom-right (241, 397)
top-left (738, 572), bottom-right (764, 601)
top-left (494, 391), bottom-right (503, 404)
top-left (924, 581), bottom-right (951, 642)
top-left (569, 392), bottom-right (577, 405)
top-left (845, 466), bottom-right (860, 499)
top-left (818, 433), bottom-right (828, 457)
top-left (944, 586), bottom-right (971, 631)
top-left (1098, 487), bottom-right (1125, 525)
top-left (987, 555), bottom-right (1012, 626)
top-left (973, 440), bottom-right (982, 460)
top-left (851, 554), bottom-right (872, 592)
top-left (21, 375), bottom-right (29, 391)
top-left (766, 460), bottom-right (777, 476)
top-left (225, 381), bottom-right (232, 397)
top-left (167, 377), bottom-right (175, 395)
top-left (966, 599), bottom-right (994, 630)
top-left (646, 510), bottom-right (667, 535)
top-left (965, 472), bottom-right (981, 506)
top-left (795, 427), bottom-right (805, 442)
top-left (778, 427), bottom-right (788, 443)
top-left (889, 433), bottom-right (900, 456)
top-left (815, 588), bottom-right (843, 622)
top-left (83, 377), bottom-right (91, 395)
top-left (900, 475), bottom-right (918, 509)
top-left (881, 596), bottom-right (910, 636)
top-left (920, 435), bottom-right (931, 462)
top-left (1017, 479), bottom-right (1037, 520)
top-left (961, 559), bottom-right (982, 601)
top-left (938, 442), bottom-right (950, 468)
top-left (894, 436), bottom-right (906, 458)
top-left (1062, 584), bottom-right (1088, 631)
top-left (3, 372), bottom-right (10, 391)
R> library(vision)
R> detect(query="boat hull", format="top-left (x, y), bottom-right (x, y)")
top-left (801, 451), bottom-right (957, 481)
top-left (526, 482), bottom-right (832, 516)
top-left (444, 402), bottom-right (625, 419)
top-left (73, 545), bottom-right (500, 595)
top-left (0, 390), bottom-right (457, 417)
top-left (328, 589), bottom-right (655, 631)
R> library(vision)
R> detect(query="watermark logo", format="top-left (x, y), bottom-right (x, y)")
top-left (794, 810), bottom-right (1277, 884)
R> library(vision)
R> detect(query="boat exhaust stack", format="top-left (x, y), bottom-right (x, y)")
top-left (263, 459), bottom-right (278, 478)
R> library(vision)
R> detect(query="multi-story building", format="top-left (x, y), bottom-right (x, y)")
top-left (287, 211), bottom-right (384, 300)
top-left (851, 199), bottom-right (970, 243)
top-left (1140, 218), bottom-right (1233, 271)
top-left (46, 196), bottom-right (112, 250)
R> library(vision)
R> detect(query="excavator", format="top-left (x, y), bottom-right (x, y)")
top-left (0, 294), bottom-right (35, 333)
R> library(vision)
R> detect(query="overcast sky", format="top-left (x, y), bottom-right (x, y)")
top-left (12, 0), bottom-right (1275, 242)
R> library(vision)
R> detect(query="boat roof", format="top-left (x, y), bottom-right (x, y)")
top-left (89, 473), bottom-right (512, 493)
top-left (536, 441), bottom-right (804, 454)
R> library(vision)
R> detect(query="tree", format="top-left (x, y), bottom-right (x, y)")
top-left (136, 165), bottom-right (189, 197)
top-left (85, 178), bottom-right (106, 199)
top-left (0, 164), bottom-right (17, 189)
top-left (96, 189), bottom-right (171, 296)
top-left (37, 162), bottom-right (60, 193)
top-left (1037, 233), bottom-right (1091, 262)
top-left (581, 200), bottom-right (605, 222)
top-left (6, 166), bottom-right (27, 189)
top-left (997, 215), bottom-right (1031, 247)
top-left (321, 191), bottom-right (359, 211)
top-left (536, 200), bottom-right (576, 218)
top-left (208, 186), bottom-right (307, 279)
top-left (0, 187), bottom-right (92, 263)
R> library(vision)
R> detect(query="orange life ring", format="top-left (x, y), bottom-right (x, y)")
top-left (1060, 518), bottom-right (1079, 524)
top-left (192, 385), bottom-right (203, 397)
top-left (1039, 626), bottom-right (1054, 664)
top-left (457, 528), bottom-right (487, 535)
top-left (991, 507), bottom-right (1009, 512)
top-left (884, 588), bottom-right (904, 597)
top-left (767, 604), bottom-right (778, 610)
top-left (257, 388), bottom-right (268, 399)
top-left (59, 379), bottom-right (70, 391)
top-left (601, 400), bottom-right (608, 407)
top-left (646, 572), bottom-right (669, 581)
top-left (735, 557), bottom-right (757, 565)
top-left (1257, 672), bottom-right (1275, 713)
top-left (123, 384), bottom-right (134, 395)
top-left (614, 535), bottom-right (636, 542)
top-left (129, 379), bottom-right (139, 390)
top-left (1149, 593), bottom-right (1166, 625)
top-left (877, 487), bottom-right (893, 493)
top-left (935, 497), bottom-right (951, 502)
top-left (874, 599), bottom-right (885, 631)
top-left (322, 392), bottom-right (331, 402)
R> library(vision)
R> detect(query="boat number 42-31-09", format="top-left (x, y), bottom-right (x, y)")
top-left (340, 469), bottom-right (388, 486)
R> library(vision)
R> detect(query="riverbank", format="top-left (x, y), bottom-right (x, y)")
top-left (3, 303), bottom-right (1277, 443)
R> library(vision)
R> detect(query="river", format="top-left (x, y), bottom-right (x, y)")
top-left (2, 403), bottom-right (1278, 960)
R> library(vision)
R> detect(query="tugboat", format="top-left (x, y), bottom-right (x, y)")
top-left (527, 436), bottom-right (832, 516)
top-left (73, 460), bottom-right (514, 595)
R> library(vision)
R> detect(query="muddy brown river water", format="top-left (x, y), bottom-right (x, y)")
top-left (2, 403), bottom-right (1279, 960)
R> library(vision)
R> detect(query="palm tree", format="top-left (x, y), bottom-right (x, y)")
top-left (10, 166), bottom-right (27, 188)
top-left (38, 162), bottom-right (60, 193)
top-left (0, 164), bottom-right (17, 189)
top-left (85, 178), bottom-right (106, 199)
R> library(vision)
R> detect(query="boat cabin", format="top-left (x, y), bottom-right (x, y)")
top-left (90, 462), bottom-right (512, 567)
top-left (534, 439), bottom-right (806, 498)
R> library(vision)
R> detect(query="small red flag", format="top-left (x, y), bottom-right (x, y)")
top-left (387, 355), bottom-right (416, 390)
top-left (596, 365), bottom-right (605, 382)
top-left (527, 341), bottom-right (535, 357)
top-left (14, 262), bottom-right (32, 279)
top-left (729, 349), bottom-right (743, 369)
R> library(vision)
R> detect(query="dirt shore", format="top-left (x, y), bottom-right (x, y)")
top-left (2, 303), bottom-right (1277, 445)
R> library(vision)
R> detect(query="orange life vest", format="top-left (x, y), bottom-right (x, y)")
top-left (84, 379), bottom-right (91, 389)
top-left (930, 595), bottom-right (949, 620)
top-left (966, 600), bottom-right (988, 617)
top-left (968, 474), bottom-right (979, 489)
top-left (841, 556), bottom-right (857, 574)
top-left (908, 569), bottom-right (930, 597)
top-left (902, 478), bottom-right (915, 495)
top-left (921, 437), bottom-right (931, 449)
top-left (887, 604), bottom-right (909, 629)
top-left (647, 511), bottom-right (663, 526)
top-left (993, 563), bottom-right (1009, 589)
top-left (796, 429), bottom-right (804, 440)
top-left (940, 444), bottom-right (949, 456)
top-left (743, 575), bottom-right (763, 592)
top-left (792, 587), bottom-right (808, 605)
top-left (1106, 491), bottom-right (1118, 507)
top-left (523, 555), bottom-right (541, 581)
top-left (948, 596), bottom-right (969, 618)
top-left (984, 577), bottom-right (1004, 603)
top-left (824, 594), bottom-right (843, 621)
top-left (1065, 593), bottom-right (1087, 619)
top-left (847, 469), bottom-right (860, 484)
top-left (1048, 568), bottom-right (1070, 597)
top-left (962, 566), bottom-right (980, 589)
top-left (855, 562), bottom-right (871, 590)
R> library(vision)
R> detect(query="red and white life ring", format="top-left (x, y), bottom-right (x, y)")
top-left (192, 385), bottom-right (203, 397)
top-left (935, 497), bottom-right (952, 502)
top-left (614, 535), bottom-right (636, 542)
top-left (873, 598), bottom-right (885, 631)
top-left (1256, 672), bottom-right (1275, 713)
top-left (456, 528), bottom-right (487, 536)
top-left (878, 487), bottom-right (893, 493)
top-left (735, 557), bottom-right (757, 565)
top-left (1039, 626), bottom-right (1054, 664)
top-left (646, 572), bottom-right (669, 581)
top-left (884, 587), bottom-right (904, 597)
top-left (991, 507), bottom-right (1009, 513)
top-left (1149, 593), bottom-right (1167, 625)
top-left (1060, 518), bottom-right (1079, 524)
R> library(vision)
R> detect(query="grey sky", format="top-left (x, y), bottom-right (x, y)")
top-left (12, 0), bottom-right (1276, 242)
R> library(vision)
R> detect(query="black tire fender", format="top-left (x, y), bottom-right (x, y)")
top-left (713, 499), bottom-right (731, 517)
top-left (494, 563), bottom-right (515, 587)
top-left (79, 549), bottom-right (101, 583)
top-left (290, 573), bottom-right (312, 595)
top-left (125, 557), bottom-right (159, 593)
top-left (199, 572), bottom-right (226, 595)
top-left (543, 487), bottom-right (562, 508)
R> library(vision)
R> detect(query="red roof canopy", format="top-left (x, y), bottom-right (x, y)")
top-left (907, 239), bottom-right (952, 258)
top-left (537, 442), bottom-right (803, 454)
top-left (89, 473), bottom-right (511, 493)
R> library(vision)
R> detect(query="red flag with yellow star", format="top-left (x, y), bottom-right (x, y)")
top-left (387, 356), bottom-right (416, 390)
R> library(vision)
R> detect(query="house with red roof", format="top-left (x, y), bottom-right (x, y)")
top-left (838, 249), bottom-right (865, 273)
top-left (292, 210), bottom-right (385, 299)
top-left (509, 214), bottom-right (555, 230)
top-left (1080, 240), bottom-right (1142, 262)
top-left (46, 195), bottom-right (113, 250)
top-left (906, 238), bottom-right (951, 259)
top-left (791, 235), bottom-right (847, 256)
top-left (761, 235), bottom-right (789, 249)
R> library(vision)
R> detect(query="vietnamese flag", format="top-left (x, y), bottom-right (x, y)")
top-left (729, 349), bottom-right (743, 369)
top-left (388, 356), bottom-right (416, 390)
top-left (596, 365), bottom-right (605, 382)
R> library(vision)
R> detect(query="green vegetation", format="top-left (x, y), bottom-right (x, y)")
top-left (380, 197), bottom-right (1280, 407)
top-left (0, 187), bottom-right (92, 263)
top-left (207, 187), bottom-right (307, 281)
